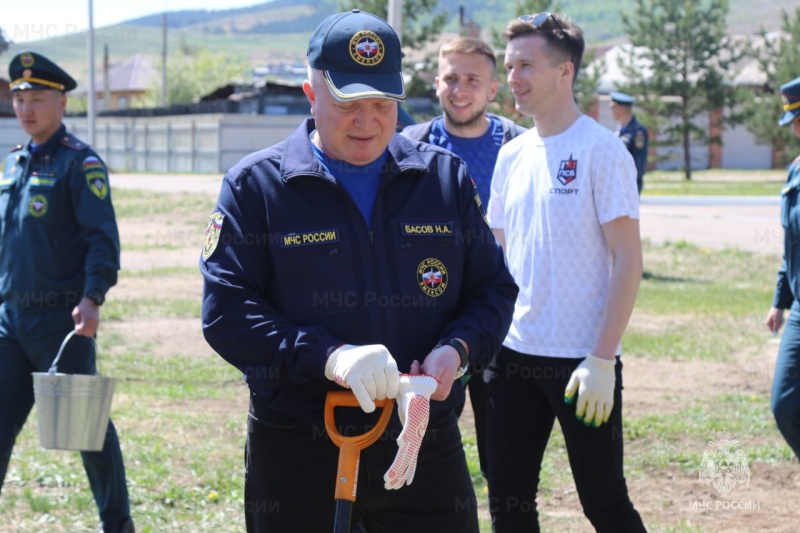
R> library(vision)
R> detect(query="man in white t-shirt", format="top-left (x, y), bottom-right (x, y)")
top-left (485, 13), bottom-right (647, 532)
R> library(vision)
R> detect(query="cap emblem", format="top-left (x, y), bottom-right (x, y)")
top-left (20, 53), bottom-right (35, 67)
top-left (349, 31), bottom-right (384, 66)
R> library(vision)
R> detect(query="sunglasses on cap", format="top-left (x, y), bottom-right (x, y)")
top-left (518, 12), bottom-right (566, 37)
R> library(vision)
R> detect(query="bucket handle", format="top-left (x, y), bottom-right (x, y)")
top-left (48, 330), bottom-right (100, 376)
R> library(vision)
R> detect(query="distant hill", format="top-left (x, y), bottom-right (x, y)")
top-left (3, 0), bottom-right (795, 88)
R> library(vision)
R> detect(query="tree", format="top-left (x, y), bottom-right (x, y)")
top-left (151, 50), bottom-right (249, 106)
top-left (0, 27), bottom-right (10, 58)
top-left (619, 0), bottom-right (745, 180)
top-left (739, 8), bottom-right (800, 168)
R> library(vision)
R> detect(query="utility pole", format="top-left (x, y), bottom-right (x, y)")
top-left (103, 44), bottom-right (110, 111)
top-left (87, 0), bottom-right (96, 145)
top-left (387, 0), bottom-right (403, 43)
top-left (161, 13), bottom-right (168, 107)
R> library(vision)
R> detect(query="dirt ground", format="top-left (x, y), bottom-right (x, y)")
top-left (108, 174), bottom-right (800, 532)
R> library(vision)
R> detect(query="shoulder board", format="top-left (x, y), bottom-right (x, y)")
top-left (59, 133), bottom-right (89, 151)
top-left (8, 144), bottom-right (23, 153)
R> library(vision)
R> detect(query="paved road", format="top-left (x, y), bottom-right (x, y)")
top-left (110, 173), bottom-right (784, 255)
top-left (640, 201), bottom-right (781, 255)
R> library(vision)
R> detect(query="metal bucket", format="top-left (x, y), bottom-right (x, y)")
top-left (32, 331), bottom-right (115, 452)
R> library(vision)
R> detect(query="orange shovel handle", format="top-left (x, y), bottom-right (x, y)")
top-left (324, 391), bottom-right (394, 502)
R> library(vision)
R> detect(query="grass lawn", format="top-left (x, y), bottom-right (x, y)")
top-left (0, 186), bottom-right (796, 532)
top-left (643, 169), bottom-right (785, 196)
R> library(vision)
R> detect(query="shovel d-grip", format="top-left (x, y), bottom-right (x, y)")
top-left (324, 391), bottom-right (394, 533)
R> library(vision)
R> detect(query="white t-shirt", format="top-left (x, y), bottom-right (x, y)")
top-left (487, 114), bottom-right (639, 358)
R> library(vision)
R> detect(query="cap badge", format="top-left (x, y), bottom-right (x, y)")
top-left (349, 31), bottom-right (384, 66)
top-left (20, 53), bottom-right (35, 67)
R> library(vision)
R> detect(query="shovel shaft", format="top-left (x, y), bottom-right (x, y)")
top-left (324, 391), bottom-right (395, 509)
top-left (335, 441), bottom-right (361, 502)
top-left (333, 500), bottom-right (353, 533)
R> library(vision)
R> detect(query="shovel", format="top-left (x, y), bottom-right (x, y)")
top-left (324, 391), bottom-right (394, 533)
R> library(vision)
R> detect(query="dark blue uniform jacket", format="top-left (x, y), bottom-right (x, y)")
top-left (618, 115), bottom-right (649, 180)
top-left (774, 155), bottom-right (800, 310)
top-left (0, 124), bottom-right (119, 308)
top-left (200, 118), bottom-right (518, 427)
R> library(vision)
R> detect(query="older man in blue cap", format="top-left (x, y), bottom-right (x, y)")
top-left (200, 9), bottom-right (517, 533)
top-left (611, 91), bottom-right (649, 194)
top-left (765, 75), bottom-right (800, 462)
top-left (1, 51), bottom-right (133, 533)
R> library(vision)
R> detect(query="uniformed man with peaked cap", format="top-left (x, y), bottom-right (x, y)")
top-left (1, 51), bottom-right (134, 533)
top-left (611, 90), bottom-right (649, 194)
top-left (766, 75), bottom-right (800, 464)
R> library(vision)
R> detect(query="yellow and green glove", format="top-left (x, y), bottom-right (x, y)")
top-left (564, 353), bottom-right (616, 428)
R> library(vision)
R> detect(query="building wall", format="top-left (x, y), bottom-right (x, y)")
top-left (595, 95), bottom-right (773, 170)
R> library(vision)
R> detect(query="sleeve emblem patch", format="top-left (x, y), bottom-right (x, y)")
top-left (202, 211), bottom-right (225, 261)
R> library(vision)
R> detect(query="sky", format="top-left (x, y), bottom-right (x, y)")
top-left (7, 0), bottom-right (266, 43)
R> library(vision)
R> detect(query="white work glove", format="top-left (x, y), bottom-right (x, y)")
top-left (563, 353), bottom-right (616, 428)
top-left (384, 374), bottom-right (439, 490)
top-left (324, 344), bottom-right (400, 413)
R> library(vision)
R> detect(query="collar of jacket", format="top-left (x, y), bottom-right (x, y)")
top-left (26, 123), bottom-right (66, 158)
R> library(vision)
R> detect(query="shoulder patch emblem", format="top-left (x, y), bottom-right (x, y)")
top-left (202, 211), bottom-right (225, 261)
top-left (83, 156), bottom-right (108, 199)
top-left (417, 258), bottom-right (448, 297)
top-left (634, 130), bottom-right (646, 150)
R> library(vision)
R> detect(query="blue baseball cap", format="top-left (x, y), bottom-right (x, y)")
top-left (307, 10), bottom-right (405, 102)
top-left (779, 76), bottom-right (800, 127)
top-left (610, 91), bottom-right (635, 106)
top-left (9, 51), bottom-right (76, 92)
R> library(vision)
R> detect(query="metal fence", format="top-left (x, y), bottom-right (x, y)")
top-left (0, 113), bottom-right (308, 173)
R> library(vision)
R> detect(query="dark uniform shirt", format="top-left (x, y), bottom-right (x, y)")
top-left (618, 115), bottom-right (649, 192)
top-left (774, 155), bottom-right (800, 311)
top-left (200, 118), bottom-right (518, 428)
top-left (0, 124), bottom-right (120, 308)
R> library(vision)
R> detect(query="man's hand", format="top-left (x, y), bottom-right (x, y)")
top-left (765, 307), bottom-right (785, 335)
top-left (72, 297), bottom-right (100, 338)
top-left (564, 353), bottom-right (616, 428)
top-left (420, 342), bottom-right (464, 401)
top-left (384, 374), bottom-right (438, 490)
top-left (324, 344), bottom-right (400, 413)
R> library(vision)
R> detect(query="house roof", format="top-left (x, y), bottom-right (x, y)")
top-left (588, 34), bottom-right (776, 94)
top-left (93, 54), bottom-right (157, 93)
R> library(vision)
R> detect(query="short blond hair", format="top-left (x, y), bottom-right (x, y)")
top-left (439, 36), bottom-right (497, 72)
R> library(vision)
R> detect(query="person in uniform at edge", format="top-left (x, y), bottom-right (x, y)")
top-left (401, 35), bottom-right (526, 481)
top-left (0, 52), bottom-right (133, 533)
top-left (765, 76), bottom-right (800, 461)
top-left (611, 91), bottom-right (649, 195)
top-left (485, 14), bottom-right (647, 532)
top-left (200, 10), bottom-right (518, 533)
